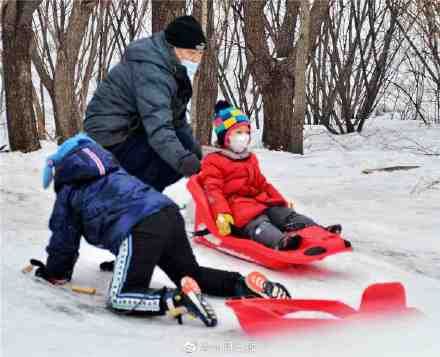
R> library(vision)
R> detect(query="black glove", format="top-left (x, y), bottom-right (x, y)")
top-left (179, 154), bottom-right (201, 177)
top-left (100, 260), bottom-right (115, 272)
top-left (30, 259), bottom-right (70, 285)
top-left (192, 142), bottom-right (203, 160)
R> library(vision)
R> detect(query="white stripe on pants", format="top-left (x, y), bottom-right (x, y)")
top-left (107, 235), bottom-right (162, 313)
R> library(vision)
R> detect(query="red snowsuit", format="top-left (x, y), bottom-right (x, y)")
top-left (199, 152), bottom-right (287, 228)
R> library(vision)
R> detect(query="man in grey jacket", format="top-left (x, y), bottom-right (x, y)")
top-left (84, 16), bottom-right (206, 192)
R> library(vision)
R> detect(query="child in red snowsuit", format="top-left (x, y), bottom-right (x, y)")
top-left (199, 101), bottom-right (341, 251)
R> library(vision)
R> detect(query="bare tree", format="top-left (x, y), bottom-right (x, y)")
top-left (0, 2), bottom-right (4, 117)
top-left (307, 0), bottom-right (404, 134)
top-left (191, 0), bottom-right (217, 145)
top-left (291, 0), bottom-right (310, 153)
top-left (151, 0), bottom-right (185, 32)
top-left (390, 0), bottom-right (440, 123)
top-left (31, 0), bottom-right (100, 143)
top-left (96, 0), bottom-right (150, 82)
top-left (241, 0), bottom-right (328, 152)
top-left (216, 1), bottom-right (263, 130)
top-left (2, 0), bottom-right (41, 152)
top-left (31, 82), bottom-right (45, 139)
top-left (0, 43), bottom-right (5, 116)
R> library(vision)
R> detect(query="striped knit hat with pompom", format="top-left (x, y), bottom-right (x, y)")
top-left (213, 100), bottom-right (250, 146)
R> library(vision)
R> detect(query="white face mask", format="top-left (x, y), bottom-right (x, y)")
top-left (181, 59), bottom-right (200, 82)
top-left (229, 133), bottom-right (250, 153)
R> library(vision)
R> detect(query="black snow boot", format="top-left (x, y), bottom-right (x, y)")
top-left (326, 224), bottom-right (342, 234)
top-left (276, 233), bottom-right (302, 251)
top-left (163, 276), bottom-right (217, 327)
top-left (234, 272), bottom-right (291, 299)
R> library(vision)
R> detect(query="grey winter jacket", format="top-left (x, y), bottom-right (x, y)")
top-left (84, 31), bottom-right (196, 173)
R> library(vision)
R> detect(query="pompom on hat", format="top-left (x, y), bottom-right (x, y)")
top-left (213, 100), bottom-right (250, 146)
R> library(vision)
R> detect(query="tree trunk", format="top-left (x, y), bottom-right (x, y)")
top-left (32, 83), bottom-right (45, 140)
top-left (2, 0), bottom-right (41, 152)
top-left (151, 0), bottom-right (185, 32)
top-left (242, 0), bottom-right (328, 153)
top-left (243, 1), bottom-right (296, 151)
top-left (53, 0), bottom-right (97, 143)
top-left (191, 0), bottom-right (217, 145)
top-left (261, 79), bottom-right (295, 151)
top-left (290, 0), bottom-right (311, 154)
top-left (53, 53), bottom-right (83, 142)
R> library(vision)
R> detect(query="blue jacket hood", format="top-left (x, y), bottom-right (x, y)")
top-left (43, 134), bottom-right (119, 190)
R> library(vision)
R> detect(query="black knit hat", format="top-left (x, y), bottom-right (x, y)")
top-left (165, 15), bottom-right (207, 50)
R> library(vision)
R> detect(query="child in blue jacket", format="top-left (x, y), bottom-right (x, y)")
top-left (31, 134), bottom-right (290, 327)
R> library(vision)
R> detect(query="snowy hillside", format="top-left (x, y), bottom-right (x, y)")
top-left (2, 117), bottom-right (440, 356)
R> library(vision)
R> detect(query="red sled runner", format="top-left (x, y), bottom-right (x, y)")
top-left (226, 282), bottom-right (421, 336)
top-left (187, 176), bottom-right (352, 270)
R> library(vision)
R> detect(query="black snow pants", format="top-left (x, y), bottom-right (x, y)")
top-left (242, 206), bottom-right (317, 249)
top-left (108, 205), bottom-right (243, 315)
top-left (107, 127), bottom-right (200, 193)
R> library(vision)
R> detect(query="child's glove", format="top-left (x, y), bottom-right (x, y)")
top-left (99, 260), bottom-right (115, 272)
top-left (30, 259), bottom-right (70, 285)
top-left (216, 213), bottom-right (234, 236)
top-left (192, 142), bottom-right (203, 160)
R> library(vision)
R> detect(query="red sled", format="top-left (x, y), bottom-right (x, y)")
top-left (226, 282), bottom-right (421, 336)
top-left (187, 175), bottom-right (352, 269)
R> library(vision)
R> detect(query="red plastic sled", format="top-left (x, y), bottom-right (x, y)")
top-left (226, 282), bottom-right (421, 336)
top-left (187, 175), bottom-right (352, 269)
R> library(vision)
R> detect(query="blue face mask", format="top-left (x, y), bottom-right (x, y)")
top-left (181, 60), bottom-right (200, 82)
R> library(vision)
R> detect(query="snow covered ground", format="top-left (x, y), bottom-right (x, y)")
top-left (1, 117), bottom-right (439, 356)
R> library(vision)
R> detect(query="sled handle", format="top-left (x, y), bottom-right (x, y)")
top-left (226, 298), bottom-right (357, 320)
top-left (359, 282), bottom-right (407, 314)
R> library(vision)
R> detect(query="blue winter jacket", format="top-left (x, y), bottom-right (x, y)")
top-left (44, 134), bottom-right (174, 278)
